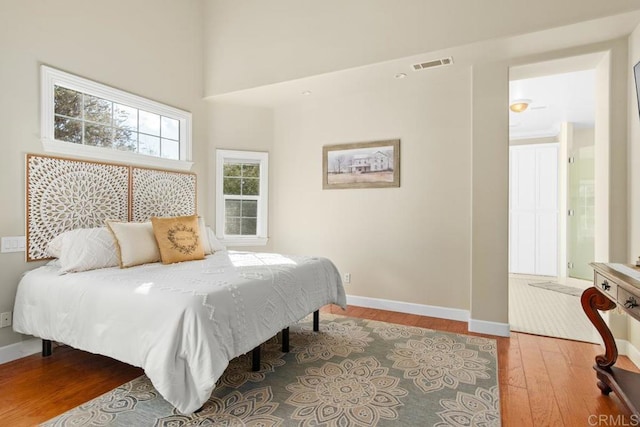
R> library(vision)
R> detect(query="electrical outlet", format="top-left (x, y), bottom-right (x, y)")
top-left (344, 273), bottom-right (351, 284)
top-left (0, 311), bottom-right (11, 328)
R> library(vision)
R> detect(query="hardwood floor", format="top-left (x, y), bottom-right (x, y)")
top-left (0, 305), bottom-right (636, 426)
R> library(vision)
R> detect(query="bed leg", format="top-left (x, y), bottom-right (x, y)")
top-left (313, 310), bottom-right (319, 332)
top-left (42, 339), bottom-right (52, 357)
top-left (251, 345), bottom-right (260, 371)
top-left (282, 327), bottom-right (289, 352)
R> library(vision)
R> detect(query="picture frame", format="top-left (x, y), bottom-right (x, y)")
top-left (322, 139), bottom-right (400, 189)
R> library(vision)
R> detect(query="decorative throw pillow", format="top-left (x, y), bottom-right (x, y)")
top-left (105, 221), bottom-right (161, 268)
top-left (151, 215), bottom-right (205, 264)
top-left (47, 227), bottom-right (119, 273)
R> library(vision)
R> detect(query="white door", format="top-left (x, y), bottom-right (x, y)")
top-left (509, 144), bottom-right (558, 276)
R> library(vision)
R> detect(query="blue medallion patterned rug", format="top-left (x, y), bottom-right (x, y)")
top-left (42, 314), bottom-right (500, 426)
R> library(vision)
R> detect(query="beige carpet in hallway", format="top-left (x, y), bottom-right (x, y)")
top-left (509, 275), bottom-right (602, 344)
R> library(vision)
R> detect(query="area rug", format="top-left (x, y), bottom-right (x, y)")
top-left (528, 281), bottom-right (584, 297)
top-left (42, 314), bottom-right (500, 426)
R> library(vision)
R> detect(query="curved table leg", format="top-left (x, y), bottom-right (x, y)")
top-left (581, 287), bottom-right (618, 394)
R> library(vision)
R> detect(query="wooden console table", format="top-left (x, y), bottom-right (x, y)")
top-left (583, 262), bottom-right (640, 416)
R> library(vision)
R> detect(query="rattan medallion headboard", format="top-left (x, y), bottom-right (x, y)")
top-left (26, 154), bottom-right (197, 261)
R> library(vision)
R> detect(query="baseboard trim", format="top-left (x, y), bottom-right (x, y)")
top-left (345, 295), bottom-right (512, 337)
top-left (616, 339), bottom-right (640, 369)
top-left (346, 295), bottom-right (469, 322)
top-left (468, 318), bottom-right (511, 337)
top-left (0, 338), bottom-right (41, 365)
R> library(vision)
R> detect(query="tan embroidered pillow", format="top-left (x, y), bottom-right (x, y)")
top-left (151, 215), bottom-right (205, 264)
top-left (105, 221), bottom-right (161, 268)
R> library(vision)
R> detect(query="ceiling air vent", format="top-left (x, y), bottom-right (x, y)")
top-left (412, 57), bottom-right (454, 71)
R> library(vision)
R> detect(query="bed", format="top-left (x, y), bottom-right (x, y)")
top-left (14, 249), bottom-right (346, 413)
top-left (15, 154), bottom-right (346, 413)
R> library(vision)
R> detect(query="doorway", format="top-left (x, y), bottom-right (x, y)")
top-left (508, 57), bottom-right (603, 343)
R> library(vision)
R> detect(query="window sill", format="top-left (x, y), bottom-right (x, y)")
top-left (42, 139), bottom-right (194, 171)
top-left (220, 237), bottom-right (269, 247)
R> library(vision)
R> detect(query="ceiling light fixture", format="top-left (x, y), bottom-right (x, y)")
top-left (301, 90), bottom-right (312, 96)
top-left (509, 99), bottom-right (531, 113)
top-left (395, 73), bottom-right (407, 79)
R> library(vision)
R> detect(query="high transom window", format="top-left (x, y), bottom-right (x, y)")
top-left (41, 66), bottom-right (192, 170)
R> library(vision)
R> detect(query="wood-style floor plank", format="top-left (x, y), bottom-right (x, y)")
top-left (541, 349), bottom-right (594, 427)
top-left (498, 334), bottom-right (527, 389)
top-left (517, 333), bottom-right (566, 426)
top-left (500, 384), bottom-right (534, 427)
top-left (0, 345), bottom-right (142, 427)
top-left (0, 304), bottom-right (637, 426)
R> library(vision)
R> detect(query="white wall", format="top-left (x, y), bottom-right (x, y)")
top-left (510, 136), bottom-right (558, 146)
top-left (204, 0), bottom-right (640, 96)
top-left (574, 127), bottom-right (596, 149)
top-left (469, 61), bottom-right (509, 328)
top-left (629, 25), bottom-right (640, 272)
top-left (205, 101), bottom-right (275, 251)
top-left (594, 52), bottom-right (612, 263)
top-left (205, 0), bottom-right (640, 95)
top-left (627, 22), bottom-right (640, 351)
top-left (205, 36), bottom-right (630, 336)
top-left (607, 40), bottom-right (630, 265)
top-left (0, 0), bottom-right (207, 348)
top-left (271, 69), bottom-right (472, 311)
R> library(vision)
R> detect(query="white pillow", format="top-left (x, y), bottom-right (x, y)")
top-left (52, 228), bottom-right (119, 273)
top-left (46, 233), bottom-right (65, 259)
top-left (106, 221), bottom-right (161, 268)
top-left (198, 217), bottom-right (212, 255)
top-left (206, 226), bottom-right (226, 252)
top-left (197, 218), bottom-right (226, 254)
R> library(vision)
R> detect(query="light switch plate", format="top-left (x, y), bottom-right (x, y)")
top-left (1, 236), bottom-right (26, 253)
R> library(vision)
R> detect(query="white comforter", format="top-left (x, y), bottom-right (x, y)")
top-left (13, 250), bottom-right (346, 413)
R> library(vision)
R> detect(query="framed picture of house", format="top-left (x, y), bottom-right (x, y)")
top-left (322, 139), bottom-right (400, 189)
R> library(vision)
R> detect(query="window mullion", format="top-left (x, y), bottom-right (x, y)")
top-left (81, 92), bottom-right (86, 146)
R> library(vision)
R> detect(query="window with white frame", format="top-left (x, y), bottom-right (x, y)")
top-left (41, 65), bottom-right (192, 170)
top-left (216, 150), bottom-right (268, 246)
